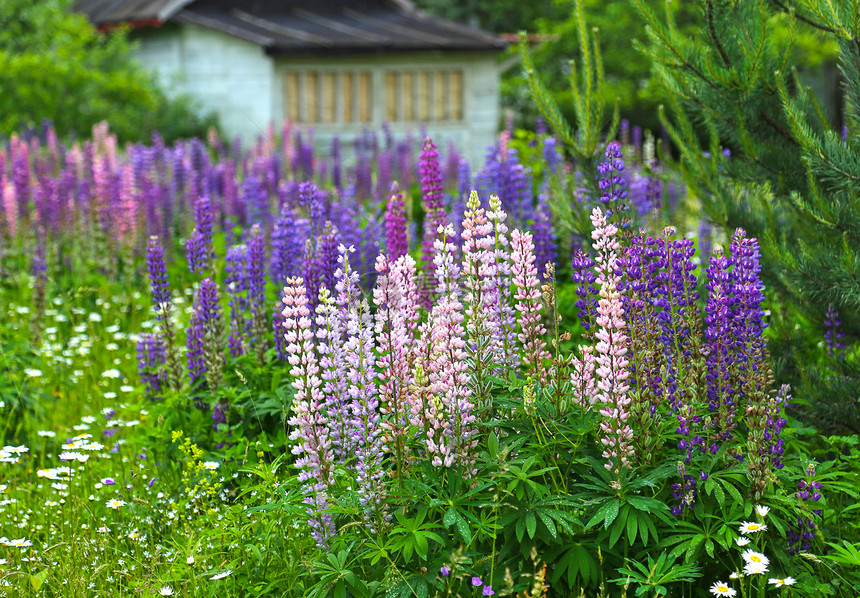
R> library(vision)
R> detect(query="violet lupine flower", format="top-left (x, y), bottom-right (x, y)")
top-left (136, 333), bottom-right (167, 401)
top-left (762, 384), bottom-right (789, 470)
top-left (225, 244), bottom-right (249, 356)
top-left (186, 278), bottom-right (224, 392)
top-left (247, 224), bottom-right (267, 311)
top-left (824, 305), bottom-right (846, 359)
top-left (704, 247), bottom-right (737, 449)
top-left (299, 181), bottom-right (325, 238)
top-left (532, 195), bottom-right (557, 274)
top-left (788, 463), bottom-right (824, 554)
top-left (385, 182), bottom-right (408, 260)
top-left (590, 207), bottom-right (633, 475)
top-left (303, 223), bottom-right (341, 311)
top-left (419, 137), bottom-right (448, 305)
top-left (511, 229), bottom-right (549, 382)
top-left (729, 229), bottom-right (767, 367)
top-left (270, 204), bottom-right (303, 287)
top-left (669, 462), bottom-right (698, 516)
top-left (242, 174), bottom-right (268, 227)
top-left (543, 136), bottom-right (562, 174)
top-left (146, 236), bottom-right (172, 317)
top-left (283, 277), bottom-right (336, 547)
top-left (336, 246), bottom-right (387, 531)
top-left (315, 284), bottom-right (351, 464)
top-left (571, 250), bottom-right (598, 331)
top-left (597, 141), bottom-right (628, 220)
top-left (185, 229), bottom-right (208, 274)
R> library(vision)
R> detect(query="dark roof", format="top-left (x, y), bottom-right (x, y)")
top-left (74, 0), bottom-right (506, 53)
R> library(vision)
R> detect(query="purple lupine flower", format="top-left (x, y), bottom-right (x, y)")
top-left (225, 244), bottom-right (249, 356)
top-left (337, 245), bottom-right (387, 532)
top-left (299, 181), bottom-right (325, 238)
top-left (597, 141), bottom-right (628, 219)
top-left (729, 229), bottom-right (767, 368)
top-left (788, 463), bottom-right (824, 554)
top-left (303, 223), bottom-right (340, 310)
top-left (824, 305), bottom-right (847, 359)
top-left (146, 236), bottom-right (171, 316)
top-left (543, 136), bottom-right (562, 174)
top-left (186, 278), bottom-right (223, 390)
top-left (242, 173), bottom-right (268, 227)
top-left (532, 195), bottom-right (557, 274)
top-left (331, 136), bottom-right (342, 189)
top-left (669, 462), bottom-right (697, 516)
top-left (419, 137), bottom-right (448, 283)
top-left (385, 182), bottom-right (408, 260)
top-left (247, 224), bottom-right (267, 311)
top-left (185, 229), bottom-right (208, 274)
top-left (270, 204), bottom-right (303, 287)
top-left (571, 250), bottom-right (598, 331)
top-left (136, 333), bottom-right (167, 400)
top-left (704, 247), bottom-right (736, 448)
top-left (762, 384), bottom-right (789, 470)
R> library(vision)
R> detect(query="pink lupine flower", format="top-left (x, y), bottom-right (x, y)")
top-left (282, 277), bottom-right (336, 546)
top-left (511, 228), bottom-right (549, 381)
top-left (374, 253), bottom-right (419, 473)
top-left (423, 295), bottom-right (477, 473)
top-left (570, 345), bottom-right (597, 408)
top-left (590, 208), bottom-right (634, 474)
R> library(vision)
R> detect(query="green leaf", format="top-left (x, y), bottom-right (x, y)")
top-left (627, 510), bottom-right (639, 545)
top-left (526, 511), bottom-right (537, 539)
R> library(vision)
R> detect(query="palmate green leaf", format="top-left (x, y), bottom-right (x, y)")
top-left (585, 497), bottom-right (621, 530)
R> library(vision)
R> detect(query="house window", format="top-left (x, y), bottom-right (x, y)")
top-left (384, 69), bottom-right (464, 123)
top-left (284, 70), bottom-right (373, 124)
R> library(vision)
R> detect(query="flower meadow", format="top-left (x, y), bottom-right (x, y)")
top-left (0, 120), bottom-right (859, 598)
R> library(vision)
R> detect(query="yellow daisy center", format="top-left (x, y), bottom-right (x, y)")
top-left (718, 585), bottom-right (729, 592)
top-left (750, 555), bottom-right (761, 562)
top-left (748, 524), bottom-right (760, 530)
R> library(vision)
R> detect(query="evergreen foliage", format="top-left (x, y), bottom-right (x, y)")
top-left (629, 0), bottom-right (859, 433)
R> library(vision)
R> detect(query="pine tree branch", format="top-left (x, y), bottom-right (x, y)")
top-left (706, 0), bottom-right (732, 69)
top-left (769, 0), bottom-right (839, 34)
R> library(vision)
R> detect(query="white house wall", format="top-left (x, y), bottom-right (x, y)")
top-left (274, 52), bottom-right (500, 167)
top-left (133, 24), bottom-right (275, 141)
top-left (132, 26), bottom-right (500, 166)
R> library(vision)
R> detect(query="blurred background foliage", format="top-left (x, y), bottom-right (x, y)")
top-left (416, 0), bottom-right (841, 135)
top-left (0, 0), bottom-right (218, 144)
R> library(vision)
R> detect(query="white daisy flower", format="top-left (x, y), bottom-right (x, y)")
top-left (186, 555), bottom-right (195, 565)
top-left (101, 369), bottom-right (121, 379)
top-left (743, 562), bottom-right (768, 575)
top-left (106, 499), bottom-right (127, 509)
top-left (738, 521), bottom-right (767, 534)
top-left (24, 368), bottom-right (42, 377)
top-left (3, 445), bottom-right (29, 455)
top-left (768, 577), bottom-right (796, 587)
top-left (729, 571), bottom-right (741, 579)
top-left (210, 570), bottom-right (233, 580)
top-left (741, 550), bottom-right (769, 567)
top-left (709, 581), bottom-right (736, 597)
top-left (159, 587), bottom-right (174, 596)
top-left (37, 430), bottom-right (56, 438)
top-left (736, 537), bottom-right (750, 546)
top-left (4, 538), bottom-right (32, 548)
top-left (755, 505), bottom-right (770, 518)
top-left (202, 461), bottom-right (219, 471)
